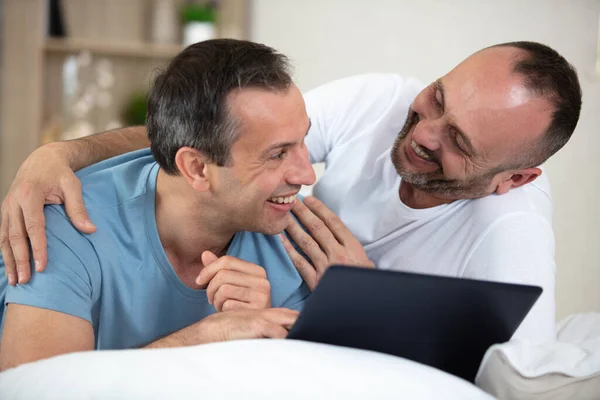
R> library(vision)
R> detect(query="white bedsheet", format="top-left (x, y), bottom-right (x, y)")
top-left (0, 339), bottom-right (492, 400)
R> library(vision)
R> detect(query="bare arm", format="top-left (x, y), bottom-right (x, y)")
top-left (0, 126), bottom-right (149, 285)
top-left (57, 125), bottom-right (149, 171)
top-left (143, 308), bottom-right (298, 349)
top-left (0, 304), bottom-right (297, 371)
top-left (0, 304), bottom-right (95, 371)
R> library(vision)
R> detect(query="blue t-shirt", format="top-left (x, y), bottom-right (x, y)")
top-left (0, 149), bottom-right (310, 349)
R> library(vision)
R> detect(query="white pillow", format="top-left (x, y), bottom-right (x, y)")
top-left (0, 339), bottom-right (492, 400)
top-left (476, 312), bottom-right (600, 399)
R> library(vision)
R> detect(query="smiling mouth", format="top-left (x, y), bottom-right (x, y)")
top-left (267, 194), bottom-right (297, 204)
top-left (410, 140), bottom-right (432, 161)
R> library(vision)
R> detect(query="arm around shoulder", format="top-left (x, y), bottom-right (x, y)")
top-left (57, 125), bottom-right (149, 171)
top-left (303, 74), bottom-right (423, 163)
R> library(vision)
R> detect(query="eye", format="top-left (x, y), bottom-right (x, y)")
top-left (451, 130), bottom-right (466, 154)
top-left (430, 88), bottom-right (443, 113)
top-left (270, 150), bottom-right (288, 160)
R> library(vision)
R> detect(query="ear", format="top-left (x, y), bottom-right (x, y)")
top-left (494, 167), bottom-right (542, 195)
top-left (174, 147), bottom-right (213, 192)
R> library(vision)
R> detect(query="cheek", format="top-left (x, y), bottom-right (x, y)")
top-left (440, 152), bottom-right (470, 178)
top-left (252, 170), bottom-right (286, 196)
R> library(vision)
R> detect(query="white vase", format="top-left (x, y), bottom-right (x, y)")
top-left (183, 22), bottom-right (216, 46)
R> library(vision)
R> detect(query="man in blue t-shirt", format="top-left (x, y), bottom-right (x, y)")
top-left (0, 39), bottom-right (318, 370)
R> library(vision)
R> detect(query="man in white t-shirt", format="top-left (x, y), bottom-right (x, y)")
top-left (281, 42), bottom-right (581, 343)
top-left (0, 41), bottom-right (582, 343)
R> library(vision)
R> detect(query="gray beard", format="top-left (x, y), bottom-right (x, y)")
top-left (390, 109), bottom-right (495, 200)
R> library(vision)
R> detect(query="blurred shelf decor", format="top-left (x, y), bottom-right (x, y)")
top-left (44, 38), bottom-right (183, 59)
top-left (0, 0), bottom-right (249, 196)
top-left (181, 1), bottom-right (217, 46)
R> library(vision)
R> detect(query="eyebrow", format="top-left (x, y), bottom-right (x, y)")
top-left (434, 80), bottom-right (477, 158)
top-left (261, 118), bottom-right (312, 157)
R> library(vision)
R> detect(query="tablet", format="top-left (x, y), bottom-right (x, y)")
top-left (287, 266), bottom-right (542, 382)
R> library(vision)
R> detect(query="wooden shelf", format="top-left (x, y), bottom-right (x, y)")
top-left (44, 38), bottom-right (184, 59)
top-left (1, 0), bottom-right (248, 197)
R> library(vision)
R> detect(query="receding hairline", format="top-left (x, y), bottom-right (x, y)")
top-left (221, 82), bottom-right (297, 150)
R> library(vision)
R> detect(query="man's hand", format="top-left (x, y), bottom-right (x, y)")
top-left (0, 143), bottom-right (94, 286)
top-left (145, 308), bottom-right (298, 348)
top-left (281, 196), bottom-right (374, 290)
top-left (195, 251), bottom-right (272, 312)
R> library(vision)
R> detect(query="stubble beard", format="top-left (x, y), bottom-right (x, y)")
top-left (390, 109), bottom-right (495, 200)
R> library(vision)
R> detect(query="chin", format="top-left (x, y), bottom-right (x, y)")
top-left (266, 220), bottom-right (288, 236)
top-left (249, 218), bottom-right (288, 236)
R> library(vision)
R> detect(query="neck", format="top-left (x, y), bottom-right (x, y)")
top-left (399, 180), bottom-right (454, 209)
top-left (155, 169), bottom-right (234, 269)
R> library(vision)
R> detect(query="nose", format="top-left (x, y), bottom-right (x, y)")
top-left (287, 146), bottom-right (316, 186)
top-left (412, 117), bottom-right (444, 153)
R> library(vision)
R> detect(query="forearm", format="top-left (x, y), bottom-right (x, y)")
top-left (49, 126), bottom-right (150, 171)
top-left (142, 321), bottom-right (215, 349)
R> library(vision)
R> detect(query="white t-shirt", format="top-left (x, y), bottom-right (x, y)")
top-left (304, 73), bottom-right (556, 343)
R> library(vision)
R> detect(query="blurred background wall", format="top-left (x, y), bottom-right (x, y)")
top-left (1, 0), bottom-right (599, 320)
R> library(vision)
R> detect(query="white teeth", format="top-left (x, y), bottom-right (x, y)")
top-left (411, 140), bottom-right (431, 160)
top-left (269, 195), bottom-right (296, 204)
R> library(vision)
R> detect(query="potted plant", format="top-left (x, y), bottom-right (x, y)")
top-left (122, 92), bottom-right (147, 126)
top-left (180, 1), bottom-right (217, 46)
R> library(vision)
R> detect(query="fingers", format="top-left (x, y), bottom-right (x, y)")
top-left (221, 299), bottom-right (254, 312)
top-left (206, 270), bottom-right (270, 306)
top-left (61, 176), bottom-right (96, 234)
top-left (261, 308), bottom-right (300, 331)
top-left (0, 202), bottom-right (17, 286)
top-left (300, 197), bottom-right (374, 269)
top-left (196, 255), bottom-right (267, 288)
top-left (279, 233), bottom-right (318, 291)
top-left (291, 199), bottom-right (339, 253)
top-left (213, 283), bottom-right (269, 311)
top-left (19, 192), bottom-right (47, 273)
top-left (302, 196), bottom-right (356, 246)
top-left (251, 308), bottom-right (299, 339)
top-left (7, 200), bottom-right (32, 284)
top-left (258, 323), bottom-right (289, 339)
top-left (200, 251), bottom-right (218, 268)
top-left (284, 214), bottom-right (328, 268)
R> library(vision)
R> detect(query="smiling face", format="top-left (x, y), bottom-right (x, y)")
top-left (206, 84), bottom-right (316, 235)
top-left (391, 47), bottom-right (554, 200)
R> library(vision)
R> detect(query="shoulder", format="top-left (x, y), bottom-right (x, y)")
top-left (2, 206), bottom-right (102, 325)
top-left (304, 74), bottom-right (424, 152)
top-left (42, 205), bottom-right (102, 280)
top-left (75, 148), bottom-right (158, 208)
top-left (459, 176), bottom-right (556, 280)
top-left (467, 172), bottom-right (553, 231)
top-left (304, 73), bottom-right (424, 113)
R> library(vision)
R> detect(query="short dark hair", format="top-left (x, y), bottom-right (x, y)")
top-left (146, 39), bottom-right (293, 174)
top-left (492, 41), bottom-right (582, 168)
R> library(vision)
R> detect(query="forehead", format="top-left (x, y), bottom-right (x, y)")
top-left (227, 85), bottom-right (308, 153)
top-left (439, 48), bottom-right (553, 159)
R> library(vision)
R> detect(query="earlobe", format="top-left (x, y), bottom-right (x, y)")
top-left (174, 147), bottom-right (211, 192)
top-left (495, 167), bottom-right (542, 195)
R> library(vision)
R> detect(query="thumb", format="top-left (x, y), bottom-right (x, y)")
top-left (197, 251), bottom-right (219, 287)
top-left (62, 178), bottom-right (96, 233)
top-left (201, 250), bottom-right (218, 267)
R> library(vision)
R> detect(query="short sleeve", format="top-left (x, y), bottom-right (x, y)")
top-left (3, 206), bottom-right (102, 325)
top-left (303, 74), bottom-right (424, 164)
top-left (461, 213), bottom-right (556, 343)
